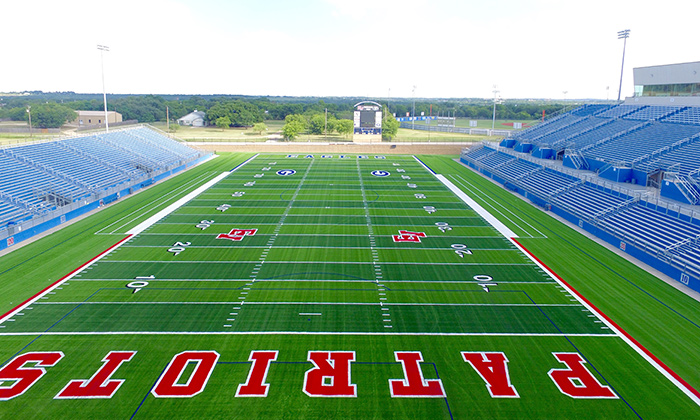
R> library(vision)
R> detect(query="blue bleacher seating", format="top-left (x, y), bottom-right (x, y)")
top-left (0, 127), bottom-right (201, 229)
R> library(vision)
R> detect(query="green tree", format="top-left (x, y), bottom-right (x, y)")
top-left (382, 107), bottom-right (399, 140)
top-left (336, 119), bottom-right (353, 138)
top-left (326, 116), bottom-right (338, 134)
top-left (252, 122), bottom-right (268, 135)
top-left (111, 95), bottom-right (166, 122)
top-left (216, 116), bottom-right (231, 130)
top-left (282, 120), bottom-right (305, 141)
top-left (308, 113), bottom-right (326, 135)
top-left (207, 100), bottom-right (263, 127)
top-left (285, 113), bottom-right (307, 127)
top-left (282, 114), bottom-right (307, 141)
top-left (31, 103), bottom-right (77, 128)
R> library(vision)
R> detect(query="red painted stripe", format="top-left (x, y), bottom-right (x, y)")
top-left (511, 237), bottom-right (700, 401)
top-left (0, 235), bottom-right (133, 322)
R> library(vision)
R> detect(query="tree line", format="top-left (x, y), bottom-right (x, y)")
top-left (0, 92), bottom-right (570, 129)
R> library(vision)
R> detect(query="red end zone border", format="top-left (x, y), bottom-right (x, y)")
top-left (0, 235), bottom-right (133, 323)
top-left (511, 237), bottom-right (700, 405)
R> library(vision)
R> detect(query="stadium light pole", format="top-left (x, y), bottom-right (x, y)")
top-left (412, 85), bottom-right (416, 130)
top-left (97, 44), bottom-right (110, 133)
top-left (491, 86), bottom-right (500, 132)
top-left (617, 29), bottom-right (630, 102)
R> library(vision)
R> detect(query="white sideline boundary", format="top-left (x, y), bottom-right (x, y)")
top-left (416, 154), bottom-right (700, 407)
top-left (435, 174), bottom-right (518, 238)
top-left (412, 156), bottom-right (517, 238)
top-left (126, 154), bottom-right (258, 236)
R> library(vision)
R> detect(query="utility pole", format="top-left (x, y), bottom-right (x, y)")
top-left (324, 108), bottom-right (328, 136)
top-left (387, 88), bottom-right (391, 114)
top-left (97, 44), bottom-right (110, 132)
top-left (617, 29), bottom-right (631, 101)
top-left (166, 106), bottom-right (170, 132)
top-left (26, 106), bottom-right (32, 138)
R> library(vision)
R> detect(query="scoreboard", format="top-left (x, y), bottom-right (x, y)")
top-left (353, 101), bottom-right (382, 135)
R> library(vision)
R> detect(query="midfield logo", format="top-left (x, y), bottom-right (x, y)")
top-left (216, 229), bottom-right (258, 241)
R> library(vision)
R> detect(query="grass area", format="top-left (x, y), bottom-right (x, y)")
top-left (0, 153), bottom-right (698, 418)
top-left (394, 127), bottom-right (487, 143)
top-left (406, 118), bottom-right (540, 130)
top-left (0, 120), bottom-right (487, 146)
top-left (154, 121), bottom-right (484, 143)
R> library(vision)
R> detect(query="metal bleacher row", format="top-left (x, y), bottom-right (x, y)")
top-left (511, 104), bottom-right (700, 167)
top-left (462, 145), bottom-right (700, 278)
top-left (0, 126), bottom-right (201, 230)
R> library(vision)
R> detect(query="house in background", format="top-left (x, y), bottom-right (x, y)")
top-left (177, 110), bottom-right (207, 127)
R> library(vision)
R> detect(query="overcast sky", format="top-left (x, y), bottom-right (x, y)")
top-left (2, 0), bottom-right (698, 99)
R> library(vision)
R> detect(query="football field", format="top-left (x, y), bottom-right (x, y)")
top-left (0, 153), bottom-right (698, 418)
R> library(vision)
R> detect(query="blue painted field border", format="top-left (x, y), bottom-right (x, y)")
top-left (412, 156), bottom-right (437, 174)
top-left (230, 153), bottom-right (260, 172)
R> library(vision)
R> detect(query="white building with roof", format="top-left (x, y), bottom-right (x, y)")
top-left (177, 110), bottom-right (207, 127)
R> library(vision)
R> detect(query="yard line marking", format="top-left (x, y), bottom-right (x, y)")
top-left (66, 279), bottom-right (559, 285)
top-left (97, 260), bottom-right (535, 266)
top-left (299, 313), bottom-right (323, 316)
top-left (0, 331), bottom-right (619, 337)
top-left (32, 302), bottom-right (587, 307)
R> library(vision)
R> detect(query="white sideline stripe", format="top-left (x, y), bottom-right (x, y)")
top-left (96, 170), bottom-right (218, 235)
top-left (410, 155), bottom-right (517, 238)
top-left (126, 154), bottom-right (258, 236)
top-left (0, 331), bottom-right (618, 337)
top-left (435, 173), bottom-right (518, 239)
top-left (510, 237), bottom-right (700, 407)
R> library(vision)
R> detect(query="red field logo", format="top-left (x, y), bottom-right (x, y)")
top-left (216, 229), bottom-right (258, 241)
top-left (392, 230), bottom-right (426, 243)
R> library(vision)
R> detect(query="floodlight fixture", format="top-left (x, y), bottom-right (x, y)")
top-left (616, 29), bottom-right (630, 101)
top-left (97, 44), bottom-right (110, 132)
